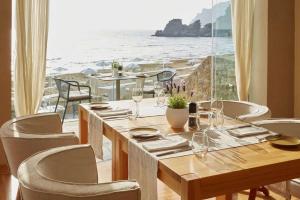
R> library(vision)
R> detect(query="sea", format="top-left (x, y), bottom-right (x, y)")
top-left (46, 30), bottom-right (234, 75)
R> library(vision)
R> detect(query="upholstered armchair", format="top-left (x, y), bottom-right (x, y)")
top-left (0, 113), bottom-right (79, 178)
top-left (252, 119), bottom-right (300, 200)
top-left (199, 100), bottom-right (271, 122)
top-left (18, 145), bottom-right (141, 200)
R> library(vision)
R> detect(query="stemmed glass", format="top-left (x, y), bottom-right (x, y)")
top-left (132, 88), bottom-right (143, 118)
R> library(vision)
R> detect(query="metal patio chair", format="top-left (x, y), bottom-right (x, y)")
top-left (143, 68), bottom-right (176, 97)
top-left (54, 78), bottom-right (92, 123)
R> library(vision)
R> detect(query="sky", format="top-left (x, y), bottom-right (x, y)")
top-left (49, 0), bottom-right (213, 32)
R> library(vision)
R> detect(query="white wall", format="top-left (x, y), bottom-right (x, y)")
top-left (249, 0), bottom-right (268, 105)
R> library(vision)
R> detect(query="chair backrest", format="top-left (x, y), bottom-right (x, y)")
top-left (156, 68), bottom-right (176, 83)
top-left (199, 100), bottom-right (271, 122)
top-left (18, 145), bottom-right (140, 200)
top-left (254, 119), bottom-right (300, 137)
top-left (0, 113), bottom-right (79, 177)
top-left (54, 78), bottom-right (70, 99)
top-left (2, 113), bottom-right (62, 135)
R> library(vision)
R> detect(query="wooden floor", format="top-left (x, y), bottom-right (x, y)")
top-left (1, 120), bottom-right (298, 200)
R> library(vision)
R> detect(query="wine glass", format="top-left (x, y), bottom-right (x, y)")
top-left (192, 130), bottom-right (209, 159)
top-left (132, 88), bottom-right (143, 118)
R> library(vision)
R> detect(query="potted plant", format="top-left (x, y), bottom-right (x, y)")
top-left (112, 61), bottom-right (119, 77)
top-left (166, 95), bottom-right (189, 129)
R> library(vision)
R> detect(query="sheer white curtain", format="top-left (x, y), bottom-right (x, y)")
top-left (231, 0), bottom-right (256, 101)
top-left (14, 0), bottom-right (49, 116)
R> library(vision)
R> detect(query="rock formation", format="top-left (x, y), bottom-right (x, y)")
top-left (153, 19), bottom-right (201, 37)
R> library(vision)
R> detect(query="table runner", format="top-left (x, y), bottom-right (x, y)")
top-left (86, 103), bottom-right (166, 160)
top-left (88, 112), bottom-right (103, 159)
top-left (128, 126), bottom-right (274, 200)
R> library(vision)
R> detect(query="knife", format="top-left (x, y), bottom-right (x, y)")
top-left (156, 146), bottom-right (192, 157)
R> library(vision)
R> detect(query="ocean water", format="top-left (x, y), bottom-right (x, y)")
top-left (46, 30), bottom-right (234, 75)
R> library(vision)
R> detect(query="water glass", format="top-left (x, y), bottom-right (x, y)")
top-left (210, 99), bottom-right (224, 129)
top-left (154, 82), bottom-right (164, 106)
top-left (132, 88), bottom-right (143, 117)
top-left (192, 130), bottom-right (209, 159)
top-left (196, 110), bottom-right (211, 130)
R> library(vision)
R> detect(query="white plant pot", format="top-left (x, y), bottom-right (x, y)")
top-left (166, 107), bottom-right (189, 129)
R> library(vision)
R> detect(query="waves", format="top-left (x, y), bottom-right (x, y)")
top-left (46, 30), bottom-right (234, 75)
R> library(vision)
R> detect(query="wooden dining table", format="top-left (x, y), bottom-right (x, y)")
top-left (79, 98), bottom-right (300, 200)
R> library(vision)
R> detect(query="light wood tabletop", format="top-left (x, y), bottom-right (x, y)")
top-left (79, 98), bottom-right (300, 200)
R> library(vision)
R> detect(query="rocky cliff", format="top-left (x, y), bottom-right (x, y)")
top-left (153, 19), bottom-right (201, 37)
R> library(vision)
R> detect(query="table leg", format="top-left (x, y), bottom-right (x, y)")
top-left (116, 79), bottom-right (121, 100)
top-left (79, 108), bottom-right (88, 144)
top-left (112, 134), bottom-right (128, 181)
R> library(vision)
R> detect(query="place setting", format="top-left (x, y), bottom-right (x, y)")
top-left (128, 127), bottom-right (193, 158)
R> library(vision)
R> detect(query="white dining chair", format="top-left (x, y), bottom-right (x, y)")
top-left (0, 113), bottom-right (79, 178)
top-left (253, 119), bottom-right (300, 199)
top-left (18, 144), bottom-right (141, 200)
top-left (199, 100), bottom-right (271, 122)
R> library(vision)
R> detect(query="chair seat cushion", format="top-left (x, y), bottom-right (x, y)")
top-left (143, 86), bottom-right (154, 94)
top-left (68, 91), bottom-right (91, 101)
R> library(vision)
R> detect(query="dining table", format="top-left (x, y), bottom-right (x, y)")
top-left (79, 98), bottom-right (300, 200)
top-left (89, 73), bottom-right (152, 100)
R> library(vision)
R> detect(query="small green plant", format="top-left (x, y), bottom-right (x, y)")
top-left (167, 95), bottom-right (187, 109)
top-left (112, 61), bottom-right (119, 69)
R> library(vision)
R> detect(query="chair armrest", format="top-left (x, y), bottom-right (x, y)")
top-left (79, 85), bottom-right (92, 96)
top-left (66, 80), bottom-right (81, 91)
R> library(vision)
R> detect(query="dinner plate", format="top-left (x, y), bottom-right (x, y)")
top-left (265, 135), bottom-right (300, 147)
top-left (129, 127), bottom-right (160, 138)
top-left (90, 103), bottom-right (110, 110)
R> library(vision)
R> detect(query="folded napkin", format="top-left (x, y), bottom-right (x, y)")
top-left (228, 126), bottom-right (269, 138)
top-left (142, 136), bottom-right (189, 152)
top-left (95, 109), bottom-right (131, 117)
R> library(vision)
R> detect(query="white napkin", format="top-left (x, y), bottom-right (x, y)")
top-left (95, 109), bottom-right (130, 117)
top-left (228, 126), bottom-right (269, 138)
top-left (142, 136), bottom-right (189, 152)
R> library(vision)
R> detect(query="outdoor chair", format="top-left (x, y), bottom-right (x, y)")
top-left (18, 145), bottom-right (141, 200)
top-left (54, 78), bottom-right (92, 123)
top-left (143, 68), bottom-right (176, 97)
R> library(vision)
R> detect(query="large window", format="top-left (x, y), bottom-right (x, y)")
top-left (37, 0), bottom-right (236, 120)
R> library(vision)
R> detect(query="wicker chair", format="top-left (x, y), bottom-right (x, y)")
top-left (143, 68), bottom-right (176, 97)
top-left (54, 78), bottom-right (92, 123)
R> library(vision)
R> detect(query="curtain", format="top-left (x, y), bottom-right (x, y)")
top-left (14, 0), bottom-right (49, 116)
top-left (231, 0), bottom-right (255, 101)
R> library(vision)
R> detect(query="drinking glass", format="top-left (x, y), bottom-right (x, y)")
top-left (132, 88), bottom-right (143, 117)
top-left (192, 130), bottom-right (209, 159)
top-left (210, 99), bottom-right (224, 129)
top-left (196, 110), bottom-right (211, 131)
top-left (154, 82), bottom-right (164, 106)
